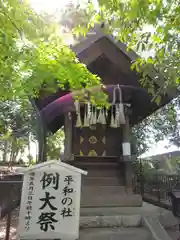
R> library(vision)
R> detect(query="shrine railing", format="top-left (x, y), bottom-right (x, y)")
top-left (132, 158), bottom-right (179, 210)
top-left (0, 174), bottom-right (22, 240)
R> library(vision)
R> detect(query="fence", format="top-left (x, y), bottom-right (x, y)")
top-left (0, 173), bottom-right (22, 240)
top-left (133, 159), bottom-right (180, 209)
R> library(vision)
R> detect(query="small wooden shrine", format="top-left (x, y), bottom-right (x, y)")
top-left (36, 25), bottom-right (176, 207)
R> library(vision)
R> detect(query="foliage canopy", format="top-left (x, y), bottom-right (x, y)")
top-left (0, 0), bottom-right (105, 103)
top-left (76, 0), bottom-right (180, 97)
top-left (1, 0), bottom-right (180, 163)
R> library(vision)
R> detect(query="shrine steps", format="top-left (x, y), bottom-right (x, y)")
top-left (82, 177), bottom-right (122, 186)
top-left (81, 185), bottom-right (126, 195)
top-left (71, 159), bottom-right (124, 180)
top-left (72, 161), bottom-right (120, 176)
top-left (71, 159), bottom-right (125, 187)
top-left (80, 194), bottom-right (142, 208)
top-left (70, 158), bottom-right (142, 208)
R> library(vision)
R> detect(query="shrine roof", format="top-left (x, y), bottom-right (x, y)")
top-left (35, 25), bottom-right (178, 132)
top-left (71, 24), bottom-right (176, 97)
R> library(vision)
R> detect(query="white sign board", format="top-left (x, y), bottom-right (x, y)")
top-left (18, 161), bottom-right (87, 240)
top-left (122, 142), bottom-right (131, 156)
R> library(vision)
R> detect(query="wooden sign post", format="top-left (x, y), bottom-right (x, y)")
top-left (17, 160), bottom-right (87, 239)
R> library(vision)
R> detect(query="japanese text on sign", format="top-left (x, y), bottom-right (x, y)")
top-left (61, 175), bottom-right (74, 218)
top-left (25, 172), bottom-right (35, 232)
top-left (37, 172), bottom-right (59, 232)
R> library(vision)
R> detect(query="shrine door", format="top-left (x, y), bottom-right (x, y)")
top-left (74, 125), bottom-right (122, 157)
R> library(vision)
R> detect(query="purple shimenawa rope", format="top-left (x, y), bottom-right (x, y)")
top-left (41, 93), bottom-right (74, 124)
top-left (40, 85), bottom-right (127, 125)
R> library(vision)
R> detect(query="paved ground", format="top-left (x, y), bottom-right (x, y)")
top-left (167, 227), bottom-right (180, 240)
top-left (142, 202), bottom-right (180, 239)
top-left (80, 228), bottom-right (151, 240)
top-left (1, 203), bottom-right (180, 240)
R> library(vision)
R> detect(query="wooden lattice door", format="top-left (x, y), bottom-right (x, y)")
top-left (74, 125), bottom-right (122, 157)
top-left (74, 126), bottom-right (106, 156)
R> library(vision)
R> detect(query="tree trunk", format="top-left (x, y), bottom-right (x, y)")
top-left (9, 138), bottom-right (19, 163)
top-left (2, 140), bottom-right (9, 162)
top-left (29, 98), bottom-right (47, 163)
top-left (28, 134), bottom-right (32, 165)
top-left (13, 148), bottom-right (19, 162)
top-left (9, 144), bottom-right (14, 163)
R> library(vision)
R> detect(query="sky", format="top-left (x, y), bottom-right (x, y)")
top-left (31, 0), bottom-right (75, 13)
top-left (30, 0), bottom-right (97, 14)
top-left (141, 140), bottom-right (180, 158)
top-left (30, 0), bottom-right (180, 158)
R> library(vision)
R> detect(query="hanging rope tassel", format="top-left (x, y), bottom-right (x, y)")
top-left (89, 105), bottom-right (97, 125)
top-left (118, 102), bottom-right (125, 124)
top-left (97, 108), bottom-right (103, 124)
top-left (104, 108), bottom-right (108, 122)
top-left (93, 106), bottom-right (97, 125)
top-left (89, 104), bottom-right (94, 126)
top-left (83, 103), bottom-right (89, 127)
top-left (102, 108), bottom-right (106, 125)
top-left (97, 108), bottom-right (101, 124)
top-left (87, 102), bottom-right (91, 125)
top-left (97, 107), bottom-right (106, 125)
top-left (74, 100), bottom-right (82, 127)
top-left (116, 85), bottom-right (125, 124)
top-left (110, 86), bottom-right (118, 128)
top-left (110, 105), bottom-right (116, 128)
top-left (111, 84), bottom-right (125, 127)
top-left (115, 103), bottom-right (120, 128)
top-left (76, 111), bottom-right (82, 128)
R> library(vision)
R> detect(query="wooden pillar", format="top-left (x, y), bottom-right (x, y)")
top-left (122, 111), bottom-right (133, 194)
top-left (64, 112), bottom-right (73, 161)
